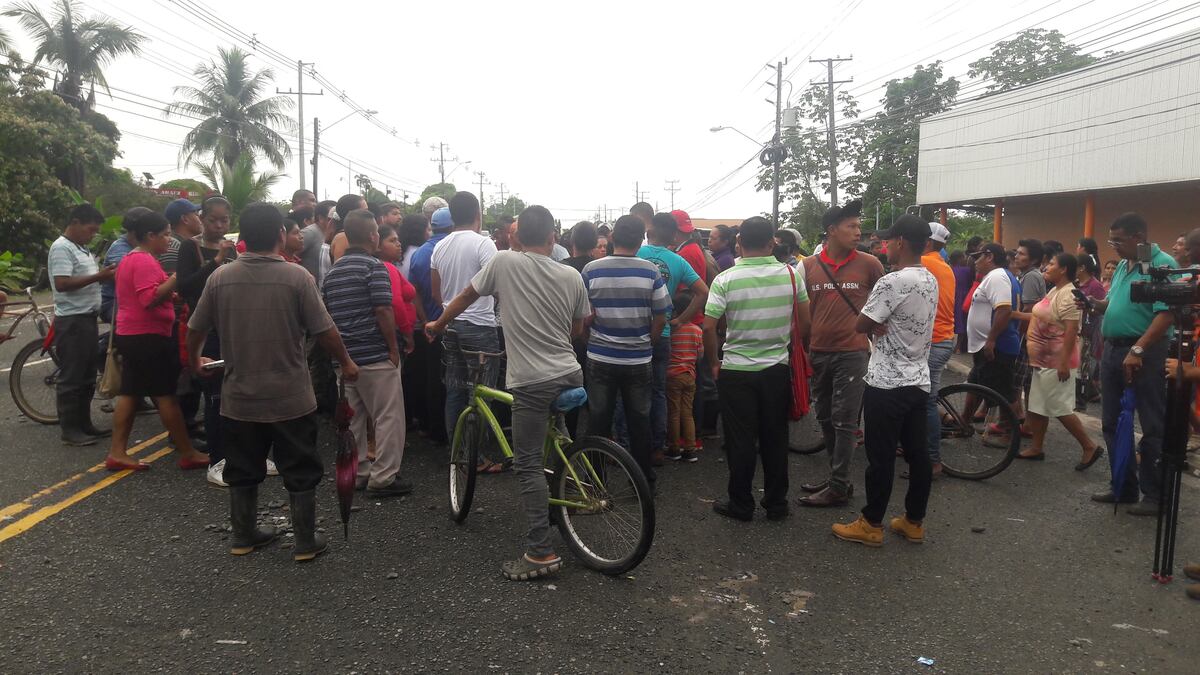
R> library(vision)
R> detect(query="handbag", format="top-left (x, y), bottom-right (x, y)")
top-left (98, 295), bottom-right (122, 398)
top-left (786, 266), bottom-right (812, 420)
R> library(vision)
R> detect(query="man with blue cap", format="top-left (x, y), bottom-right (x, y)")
top-left (407, 206), bottom-right (455, 444)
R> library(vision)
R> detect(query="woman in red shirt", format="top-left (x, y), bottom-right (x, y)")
top-left (376, 224), bottom-right (421, 353)
top-left (107, 210), bottom-right (209, 472)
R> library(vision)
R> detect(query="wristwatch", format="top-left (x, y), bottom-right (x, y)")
top-left (1131, 345), bottom-right (1145, 357)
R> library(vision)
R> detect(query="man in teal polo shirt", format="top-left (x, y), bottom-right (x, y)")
top-left (1083, 213), bottom-right (1175, 515)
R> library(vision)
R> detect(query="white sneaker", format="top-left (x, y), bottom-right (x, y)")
top-left (207, 459), bottom-right (228, 487)
top-left (266, 458), bottom-right (279, 476)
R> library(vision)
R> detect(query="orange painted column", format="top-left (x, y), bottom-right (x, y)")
top-left (993, 199), bottom-right (1003, 244)
top-left (1083, 193), bottom-right (1095, 239)
top-left (939, 207), bottom-right (948, 225)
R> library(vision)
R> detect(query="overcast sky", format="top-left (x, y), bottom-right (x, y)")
top-left (8, 0), bottom-right (1200, 221)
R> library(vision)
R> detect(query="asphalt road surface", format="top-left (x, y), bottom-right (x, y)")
top-left (0, 352), bottom-right (1197, 673)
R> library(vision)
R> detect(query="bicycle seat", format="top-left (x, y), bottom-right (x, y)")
top-left (554, 387), bottom-right (588, 412)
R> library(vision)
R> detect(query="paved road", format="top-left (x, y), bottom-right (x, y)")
top-left (0, 355), bottom-right (1196, 673)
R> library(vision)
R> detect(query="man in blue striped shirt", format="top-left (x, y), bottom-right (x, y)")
top-left (582, 215), bottom-right (670, 485)
top-left (322, 209), bottom-right (410, 498)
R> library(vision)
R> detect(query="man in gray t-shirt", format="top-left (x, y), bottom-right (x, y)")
top-left (1015, 239), bottom-right (1047, 309)
top-left (426, 205), bottom-right (589, 582)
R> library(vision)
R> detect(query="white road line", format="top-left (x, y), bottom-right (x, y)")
top-left (0, 357), bottom-right (50, 374)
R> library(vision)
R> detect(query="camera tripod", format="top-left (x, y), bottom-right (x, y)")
top-left (1152, 303), bottom-right (1195, 583)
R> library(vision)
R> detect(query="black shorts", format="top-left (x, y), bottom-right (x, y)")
top-left (968, 350), bottom-right (1017, 403)
top-left (114, 333), bottom-right (181, 397)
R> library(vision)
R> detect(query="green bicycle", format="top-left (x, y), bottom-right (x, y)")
top-left (444, 335), bottom-right (655, 575)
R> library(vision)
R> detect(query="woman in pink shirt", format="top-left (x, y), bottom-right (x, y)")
top-left (377, 224), bottom-right (421, 353)
top-left (107, 210), bottom-right (209, 472)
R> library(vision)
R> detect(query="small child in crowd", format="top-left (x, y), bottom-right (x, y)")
top-left (667, 291), bottom-right (703, 463)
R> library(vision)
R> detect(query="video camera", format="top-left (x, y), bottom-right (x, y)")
top-left (1128, 242), bottom-right (1200, 305)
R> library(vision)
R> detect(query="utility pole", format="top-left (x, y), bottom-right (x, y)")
top-left (497, 183), bottom-right (508, 214)
top-left (474, 170), bottom-right (488, 216)
top-left (811, 56), bottom-right (853, 206)
top-left (311, 117), bottom-right (319, 195)
top-left (277, 61), bottom-right (322, 190)
top-left (430, 142), bottom-right (454, 184)
top-left (664, 179), bottom-right (681, 210)
top-left (771, 60), bottom-right (786, 227)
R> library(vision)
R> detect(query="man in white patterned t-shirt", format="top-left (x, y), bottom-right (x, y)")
top-left (832, 215), bottom-right (938, 548)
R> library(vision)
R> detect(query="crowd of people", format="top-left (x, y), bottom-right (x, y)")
top-left (36, 188), bottom-right (1200, 592)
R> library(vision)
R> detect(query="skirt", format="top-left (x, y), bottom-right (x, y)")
top-left (1028, 367), bottom-right (1076, 419)
top-left (114, 333), bottom-right (181, 398)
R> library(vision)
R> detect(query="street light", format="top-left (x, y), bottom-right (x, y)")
top-left (709, 126), bottom-right (761, 146)
top-left (312, 109), bottom-right (378, 195)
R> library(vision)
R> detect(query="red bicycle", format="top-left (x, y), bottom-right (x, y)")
top-left (2, 286), bottom-right (63, 424)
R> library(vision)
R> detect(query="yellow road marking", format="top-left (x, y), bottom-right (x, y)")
top-left (0, 446), bottom-right (174, 544)
top-left (0, 432), bottom-right (168, 520)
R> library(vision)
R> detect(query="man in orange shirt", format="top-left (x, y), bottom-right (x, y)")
top-left (922, 223), bottom-right (957, 476)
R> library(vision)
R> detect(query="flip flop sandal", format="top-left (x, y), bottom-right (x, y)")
top-left (502, 554), bottom-right (563, 581)
top-left (1016, 452), bottom-right (1045, 461)
top-left (1075, 446), bottom-right (1104, 471)
top-left (477, 459), bottom-right (511, 474)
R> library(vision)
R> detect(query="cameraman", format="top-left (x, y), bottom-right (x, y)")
top-left (1081, 213), bottom-right (1176, 516)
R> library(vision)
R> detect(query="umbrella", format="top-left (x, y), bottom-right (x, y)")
top-left (1111, 387), bottom-right (1137, 514)
top-left (334, 381), bottom-right (358, 539)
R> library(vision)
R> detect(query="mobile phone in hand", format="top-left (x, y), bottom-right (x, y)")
top-left (1071, 288), bottom-right (1092, 309)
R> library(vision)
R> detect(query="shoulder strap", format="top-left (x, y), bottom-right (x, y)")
top-left (814, 254), bottom-right (860, 315)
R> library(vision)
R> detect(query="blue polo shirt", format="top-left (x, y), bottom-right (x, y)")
top-left (636, 244), bottom-right (700, 337)
top-left (1102, 244), bottom-right (1177, 339)
top-left (409, 231), bottom-right (448, 321)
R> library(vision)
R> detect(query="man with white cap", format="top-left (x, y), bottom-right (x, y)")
top-left (422, 196), bottom-right (449, 222)
top-left (918, 222), bottom-right (956, 477)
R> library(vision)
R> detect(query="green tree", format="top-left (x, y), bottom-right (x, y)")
top-left (0, 88), bottom-right (116, 262)
top-left (486, 196), bottom-right (526, 222)
top-left (418, 182), bottom-right (457, 204)
top-left (195, 154), bottom-right (284, 228)
top-left (945, 213), bottom-right (993, 250)
top-left (167, 46), bottom-right (294, 170)
top-left (3, 0), bottom-right (145, 111)
top-left (855, 62), bottom-right (959, 219)
top-left (968, 28), bottom-right (1097, 94)
top-left (757, 83), bottom-right (866, 242)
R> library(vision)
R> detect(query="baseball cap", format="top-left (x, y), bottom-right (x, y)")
top-left (670, 209), bottom-right (694, 233)
top-left (820, 198), bottom-right (863, 230)
top-left (431, 207), bottom-right (453, 231)
top-left (875, 214), bottom-right (931, 243)
top-left (928, 223), bottom-right (950, 243)
top-left (968, 242), bottom-right (1007, 262)
top-left (775, 228), bottom-right (802, 249)
top-left (164, 198), bottom-right (201, 225)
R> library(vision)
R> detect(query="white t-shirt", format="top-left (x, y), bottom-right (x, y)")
top-left (431, 229), bottom-right (498, 327)
top-left (862, 265), bottom-right (938, 391)
top-left (967, 267), bottom-right (1014, 354)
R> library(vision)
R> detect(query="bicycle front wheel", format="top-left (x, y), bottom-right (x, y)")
top-left (935, 382), bottom-right (1020, 480)
top-left (550, 436), bottom-right (655, 575)
top-left (448, 409), bottom-right (481, 523)
top-left (10, 337), bottom-right (60, 425)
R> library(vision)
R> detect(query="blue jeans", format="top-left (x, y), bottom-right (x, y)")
top-left (443, 320), bottom-right (499, 440)
top-left (587, 360), bottom-right (655, 485)
top-left (614, 338), bottom-right (670, 452)
top-left (1101, 339), bottom-right (1166, 501)
top-left (925, 340), bottom-right (955, 464)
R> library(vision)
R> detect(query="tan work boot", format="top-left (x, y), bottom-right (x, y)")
top-left (832, 516), bottom-right (883, 547)
top-left (889, 515), bottom-right (925, 544)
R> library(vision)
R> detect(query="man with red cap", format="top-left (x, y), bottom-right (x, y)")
top-left (670, 209), bottom-right (720, 452)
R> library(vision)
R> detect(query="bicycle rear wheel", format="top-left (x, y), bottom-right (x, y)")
top-left (448, 409), bottom-right (481, 523)
top-left (550, 436), bottom-right (655, 575)
top-left (935, 382), bottom-right (1020, 480)
top-left (10, 337), bottom-right (60, 424)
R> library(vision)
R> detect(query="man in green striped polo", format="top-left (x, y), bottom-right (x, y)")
top-left (703, 217), bottom-right (811, 521)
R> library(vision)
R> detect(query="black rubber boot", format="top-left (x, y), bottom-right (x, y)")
top-left (79, 386), bottom-right (110, 437)
top-left (289, 489), bottom-right (327, 562)
top-left (229, 485), bottom-right (277, 555)
top-left (58, 393), bottom-right (98, 447)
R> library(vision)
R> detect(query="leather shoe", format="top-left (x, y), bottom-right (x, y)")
top-left (800, 479), bottom-right (829, 493)
top-left (798, 485), bottom-right (850, 507)
top-left (765, 506), bottom-right (789, 521)
top-left (1090, 490), bottom-right (1139, 504)
top-left (712, 500), bottom-right (752, 522)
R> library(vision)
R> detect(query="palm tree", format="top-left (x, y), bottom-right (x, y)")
top-left (196, 153), bottom-right (284, 227)
top-left (3, 0), bottom-right (145, 111)
top-left (168, 46), bottom-right (294, 170)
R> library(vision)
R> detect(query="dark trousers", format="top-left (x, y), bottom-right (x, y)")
top-left (586, 360), bottom-right (655, 485)
top-left (223, 414), bottom-right (322, 493)
top-left (719, 364), bottom-right (790, 515)
top-left (53, 314), bottom-right (99, 399)
top-left (1101, 339), bottom-right (1167, 500)
top-left (199, 332), bottom-right (224, 464)
top-left (307, 340), bottom-right (339, 415)
top-left (862, 385), bottom-right (931, 524)
top-left (614, 337), bottom-right (671, 452)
